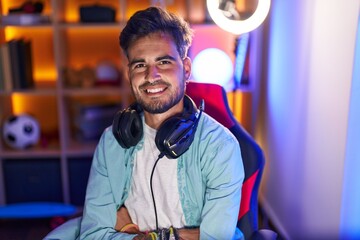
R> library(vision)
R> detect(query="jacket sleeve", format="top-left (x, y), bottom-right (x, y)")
top-left (200, 133), bottom-right (244, 240)
top-left (79, 131), bottom-right (136, 240)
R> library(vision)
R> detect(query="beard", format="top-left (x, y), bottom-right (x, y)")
top-left (131, 76), bottom-right (186, 114)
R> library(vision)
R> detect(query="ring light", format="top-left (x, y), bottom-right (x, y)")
top-left (206, 0), bottom-right (271, 35)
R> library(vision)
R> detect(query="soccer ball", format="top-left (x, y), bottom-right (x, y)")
top-left (2, 114), bottom-right (40, 150)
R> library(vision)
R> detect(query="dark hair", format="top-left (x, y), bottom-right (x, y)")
top-left (119, 6), bottom-right (193, 59)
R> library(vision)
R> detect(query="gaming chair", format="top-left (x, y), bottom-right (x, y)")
top-left (186, 81), bottom-right (277, 239)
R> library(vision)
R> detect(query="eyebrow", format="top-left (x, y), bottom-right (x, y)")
top-left (128, 55), bottom-right (176, 68)
top-left (156, 55), bottom-right (176, 62)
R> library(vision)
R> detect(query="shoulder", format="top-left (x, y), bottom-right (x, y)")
top-left (192, 112), bottom-right (240, 161)
top-left (197, 112), bottom-right (237, 143)
top-left (98, 126), bottom-right (120, 148)
top-left (191, 113), bottom-right (243, 180)
top-left (92, 126), bottom-right (131, 164)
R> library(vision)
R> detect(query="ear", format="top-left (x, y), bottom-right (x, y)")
top-left (126, 67), bottom-right (131, 83)
top-left (125, 63), bottom-right (132, 84)
top-left (121, 56), bottom-right (130, 84)
top-left (183, 57), bottom-right (192, 80)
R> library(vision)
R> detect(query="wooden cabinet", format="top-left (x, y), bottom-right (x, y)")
top-left (0, 0), bottom-right (207, 206)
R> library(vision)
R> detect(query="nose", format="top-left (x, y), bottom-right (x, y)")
top-left (146, 65), bottom-right (160, 83)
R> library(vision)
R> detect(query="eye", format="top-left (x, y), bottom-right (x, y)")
top-left (134, 63), bottom-right (146, 69)
top-left (159, 60), bottom-right (171, 65)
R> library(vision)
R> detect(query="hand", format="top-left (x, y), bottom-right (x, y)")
top-left (133, 233), bottom-right (158, 240)
top-left (133, 233), bottom-right (149, 240)
top-left (177, 228), bottom-right (200, 240)
top-left (115, 206), bottom-right (138, 233)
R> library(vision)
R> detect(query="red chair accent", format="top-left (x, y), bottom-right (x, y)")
top-left (186, 81), bottom-right (268, 239)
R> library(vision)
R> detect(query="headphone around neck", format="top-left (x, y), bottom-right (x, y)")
top-left (112, 95), bottom-right (204, 159)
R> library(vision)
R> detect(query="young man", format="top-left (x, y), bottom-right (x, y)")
top-left (45, 6), bottom-right (244, 240)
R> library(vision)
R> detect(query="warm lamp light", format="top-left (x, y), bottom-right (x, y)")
top-left (192, 48), bottom-right (233, 87)
top-left (206, 0), bottom-right (271, 35)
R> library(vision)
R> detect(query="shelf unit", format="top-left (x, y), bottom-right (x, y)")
top-left (0, 0), bottom-right (208, 206)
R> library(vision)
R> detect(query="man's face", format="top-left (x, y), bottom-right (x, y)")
top-left (126, 32), bottom-right (191, 114)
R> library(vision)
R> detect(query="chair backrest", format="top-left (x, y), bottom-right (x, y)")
top-left (186, 81), bottom-right (265, 239)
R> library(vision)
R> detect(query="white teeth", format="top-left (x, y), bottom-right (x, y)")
top-left (146, 88), bottom-right (164, 93)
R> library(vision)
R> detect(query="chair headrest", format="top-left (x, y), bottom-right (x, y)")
top-left (186, 81), bottom-right (236, 129)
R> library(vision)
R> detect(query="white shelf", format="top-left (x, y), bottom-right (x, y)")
top-left (0, 0), bottom-right (134, 206)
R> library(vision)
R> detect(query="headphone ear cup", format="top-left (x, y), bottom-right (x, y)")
top-left (155, 115), bottom-right (196, 159)
top-left (112, 109), bottom-right (143, 148)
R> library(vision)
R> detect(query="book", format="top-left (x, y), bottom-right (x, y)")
top-left (18, 39), bottom-right (34, 89)
top-left (24, 40), bottom-right (34, 88)
top-left (6, 39), bottom-right (34, 90)
top-left (0, 43), bottom-right (13, 91)
top-left (8, 40), bottom-right (21, 90)
top-left (0, 45), bottom-right (4, 90)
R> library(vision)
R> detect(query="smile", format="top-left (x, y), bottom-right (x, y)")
top-left (145, 87), bottom-right (166, 94)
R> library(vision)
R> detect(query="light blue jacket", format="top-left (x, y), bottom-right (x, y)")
top-left (45, 113), bottom-right (244, 240)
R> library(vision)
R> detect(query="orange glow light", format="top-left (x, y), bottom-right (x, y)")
top-left (34, 70), bottom-right (57, 82)
top-left (11, 93), bottom-right (26, 114)
top-left (12, 94), bottom-right (59, 132)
